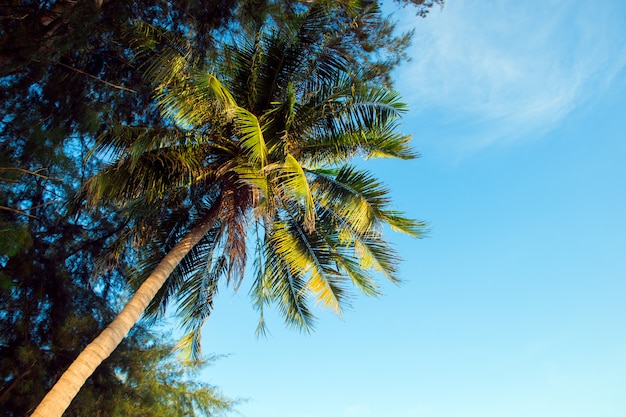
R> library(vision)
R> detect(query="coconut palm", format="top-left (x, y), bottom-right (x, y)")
top-left (31, 6), bottom-right (425, 417)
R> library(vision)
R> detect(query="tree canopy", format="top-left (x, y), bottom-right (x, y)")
top-left (79, 5), bottom-right (426, 356)
top-left (1, 1), bottom-right (440, 415)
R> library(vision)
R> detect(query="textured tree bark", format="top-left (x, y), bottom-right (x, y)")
top-left (30, 200), bottom-right (221, 417)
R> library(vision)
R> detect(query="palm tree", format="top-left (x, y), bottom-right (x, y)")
top-left (31, 6), bottom-right (425, 417)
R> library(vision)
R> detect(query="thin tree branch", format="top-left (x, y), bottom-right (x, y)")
top-left (0, 14), bottom-right (28, 20)
top-left (16, 115), bottom-right (53, 138)
top-left (0, 167), bottom-right (60, 181)
top-left (0, 205), bottom-right (39, 219)
top-left (55, 61), bottom-right (138, 93)
top-left (29, 199), bottom-right (63, 211)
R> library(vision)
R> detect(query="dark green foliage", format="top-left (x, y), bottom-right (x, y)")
top-left (1, 277), bottom-right (235, 417)
top-left (0, 136), bottom-right (235, 417)
top-left (0, 0), bottom-right (238, 77)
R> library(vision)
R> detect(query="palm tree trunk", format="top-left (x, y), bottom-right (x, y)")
top-left (30, 199), bottom-right (222, 417)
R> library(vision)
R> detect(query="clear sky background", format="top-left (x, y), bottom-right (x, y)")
top-left (193, 1), bottom-right (626, 416)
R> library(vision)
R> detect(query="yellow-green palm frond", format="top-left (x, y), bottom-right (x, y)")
top-left (233, 107), bottom-right (268, 167)
top-left (232, 164), bottom-right (270, 197)
top-left (333, 256), bottom-right (382, 297)
top-left (315, 198), bottom-right (405, 283)
top-left (359, 123), bottom-right (416, 160)
top-left (310, 166), bottom-right (389, 233)
top-left (300, 123), bottom-right (416, 166)
top-left (311, 165), bottom-right (425, 237)
top-left (197, 72), bottom-right (238, 110)
top-left (379, 209), bottom-right (426, 238)
top-left (269, 217), bottom-right (345, 315)
top-left (307, 165), bottom-right (426, 284)
top-left (276, 154), bottom-right (315, 231)
top-left (156, 72), bottom-right (237, 130)
top-left (250, 223), bottom-right (315, 333)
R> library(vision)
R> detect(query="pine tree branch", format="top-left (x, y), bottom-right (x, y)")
top-left (55, 61), bottom-right (138, 93)
top-left (0, 205), bottom-right (38, 219)
top-left (0, 167), bottom-right (60, 181)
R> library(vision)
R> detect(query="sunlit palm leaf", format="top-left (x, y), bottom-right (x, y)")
top-left (277, 154), bottom-right (315, 230)
top-left (233, 107), bottom-right (268, 167)
top-left (256, 228), bottom-right (315, 331)
top-left (270, 216), bottom-right (344, 314)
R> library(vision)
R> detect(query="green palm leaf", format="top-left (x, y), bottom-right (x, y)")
top-left (234, 107), bottom-right (268, 167)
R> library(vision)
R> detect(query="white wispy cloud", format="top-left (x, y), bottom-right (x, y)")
top-left (394, 0), bottom-right (626, 152)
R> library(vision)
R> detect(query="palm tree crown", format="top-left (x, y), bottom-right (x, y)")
top-left (83, 6), bottom-right (425, 360)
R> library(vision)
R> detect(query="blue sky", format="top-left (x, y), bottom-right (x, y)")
top-left (196, 2), bottom-right (626, 416)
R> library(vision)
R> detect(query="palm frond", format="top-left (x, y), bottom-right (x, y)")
top-left (314, 195), bottom-right (405, 283)
top-left (176, 253), bottom-right (224, 363)
top-left (234, 107), bottom-right (268, 167)
top-left (312, 165), bottom-right (426, 236)
top-left (278, 154), bottom-right (315, 230)
top-left (350, 84), bottom-right (408, 125)
top-left (310, 166), bottom-right (387, 232)
top-left (269, 216), bottom-right (345, 314)
top-left (81, 145), bottom-right (205, 208)
top-left (379, 209), bottom-right (427, 238)
top-left (252, 223), bottom-right (315, 331)
top-left (156, 73), bottom-right (236, 129)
